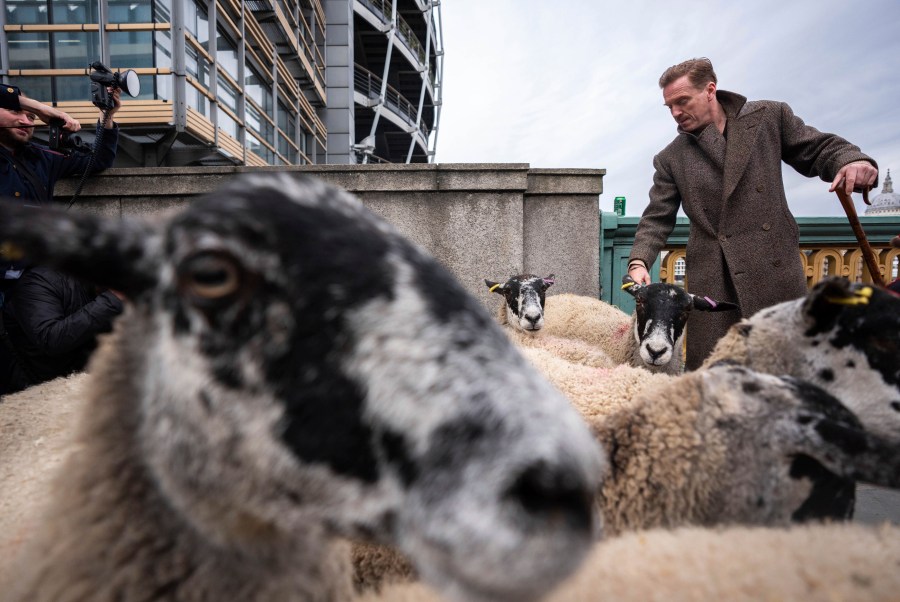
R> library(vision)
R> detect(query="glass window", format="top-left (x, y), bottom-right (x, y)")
top-left (54, 75), bottom-right (91, 102)
top-left (109, 31), bottom-right (153, 68)
top-left (184, 1), bottom-right (209, 45)
top-left (277, 133), bottom-right (296, 164)
top-left (244, 67), bottom-right (272, 112)
top-left (154, 0), bottom-right (172, 23)
top-left (218, 111), bottom-right (238, 140)
top-left (108, 0), bottom-right (151, 23)
top-left (277, 101), bottom-right (296, 139)
top-left (154, 29), bottom-right (173, 70)
top-left (7, 32), bottom-right (50, 69)
top-left (155, 74), bottom-right (172, 102)
top-left (185, 44), bottom-right (210, 88)
top-left (185, 84), bottom-right (208, 117)
top-left (53, 32), bottom-right (100, 69)
top-left (5, 1), bottom-right (49, 25)
top-left (8, 75), bottom-right (50, 101)
top-left (52, 0), bottom-right (100, 24)
top-left (215, 27), bottom-right (239, 81)
top-left (217, 75), bottom-right (238, 113)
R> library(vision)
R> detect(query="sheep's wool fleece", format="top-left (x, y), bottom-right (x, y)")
top-left (519, 348), bottom-right (671, 419)
top-left (540, 294), bottom-right (635, 364)
top-left (360, 523), bottom-right (900, 602)
top-left (504, 328), bottom-right (617, 369)
top-left (0, 373), bottom-right (88, 576)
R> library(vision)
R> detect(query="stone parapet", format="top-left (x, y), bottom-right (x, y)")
top-left (54, 163), bottom-right (604, 309)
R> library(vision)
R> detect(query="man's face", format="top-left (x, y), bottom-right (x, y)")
top-left (0, 106), bottom-right (36, 149)
top-left (663, 75), bottom-right (716, 133)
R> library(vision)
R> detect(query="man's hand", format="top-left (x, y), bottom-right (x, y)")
top-left (18, 96), bottom-right (81, 132)
top-left (100, 87), bottom-right (121, 128)
top-left (829, 161), bottom-right (878, 196)
top-left (628, 263), bottom-right (651, 285)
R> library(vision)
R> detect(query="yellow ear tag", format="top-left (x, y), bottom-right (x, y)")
top-left (824, 287), bottom-right (872, 306)
top-left (489, 283), bottom-right (501, 293)
top-left (0, 241), bottom-right (25, 261)
top-left (621, 281), bottom-right (635, 290)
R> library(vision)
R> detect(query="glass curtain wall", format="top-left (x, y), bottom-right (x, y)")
top-left (3, 0), bottom-right (322, 166)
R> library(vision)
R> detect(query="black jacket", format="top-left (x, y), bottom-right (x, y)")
top-left (0, 124), bottom-right (119, 276)
top-left (2, 267), bottom-right (123, 390)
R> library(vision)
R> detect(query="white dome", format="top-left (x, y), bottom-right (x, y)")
top-left (864, 169), bottom-right (900, 216)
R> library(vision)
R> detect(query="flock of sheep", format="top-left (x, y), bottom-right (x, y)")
top-left (0, 173), bottom-right (898, 601)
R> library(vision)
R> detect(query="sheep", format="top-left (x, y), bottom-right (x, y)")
top-left (485, 273), bottom-right (738, 374)
top-left (704, 276), bottom-right (900, 440)
top-left (483, 274), bottom-right (617, 369)
top-left (520, 351), bottom-right (900, 535)
top-left (0, 173), bottom-right (605, 602)
top-left (358, 522), bottom-right (900, 602)
top-left (350, 279), bottom-right (900, 590)
top-left (514, 278), bottom-right (900, 533)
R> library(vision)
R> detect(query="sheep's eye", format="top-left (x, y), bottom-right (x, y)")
top-left (178, 252), bottom-right (242, 302)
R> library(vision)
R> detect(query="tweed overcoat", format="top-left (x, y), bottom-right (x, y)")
top-left (630, 90), bottom-right (876, 369)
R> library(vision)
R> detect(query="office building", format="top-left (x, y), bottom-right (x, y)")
top-left (0, 0), bottom-right (442, 166)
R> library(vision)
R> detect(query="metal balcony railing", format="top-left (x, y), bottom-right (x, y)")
top-left (356, 0), bottom-right (436, 87)
top-left (354, 64), bottom-right (430, 139)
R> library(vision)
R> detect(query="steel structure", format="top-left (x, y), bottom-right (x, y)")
top-left (0, 0), bottom-right (441, 166)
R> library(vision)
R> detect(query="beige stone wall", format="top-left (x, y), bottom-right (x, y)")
top-left (55, 163), bottom-right (605, 309)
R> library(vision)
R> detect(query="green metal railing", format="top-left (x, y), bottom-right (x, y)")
top-left (600, 212), bottom-right (900, 313)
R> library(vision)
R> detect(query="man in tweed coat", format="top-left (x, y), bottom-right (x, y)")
top-left (628, 58), bottom-right (878, 371)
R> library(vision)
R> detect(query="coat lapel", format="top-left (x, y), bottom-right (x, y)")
top-left (722, 103), bottom-right (765, 202)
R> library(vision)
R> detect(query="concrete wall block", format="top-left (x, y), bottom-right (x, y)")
top-left (524, 194), bottom-right (600, 298)
top-left (51, 165), bottom-right (604, 311)
top-left (361, 191), bottom-right (524, 308)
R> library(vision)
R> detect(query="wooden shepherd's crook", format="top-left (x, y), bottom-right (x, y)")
top-left (834, 186), bottom-right (886, 288)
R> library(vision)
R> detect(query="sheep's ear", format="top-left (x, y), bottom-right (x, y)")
top-left (803, 277), bottom-right (862, 332)
top-left (690, 294), bottom-right (740, 312)
top-left (542, 274), bottom-right (555, 289)
top-left (0, 202), bottom-right (159, 295)
top-left (485, 279), bottom-right (506, 294)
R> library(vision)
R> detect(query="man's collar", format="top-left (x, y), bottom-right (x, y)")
top-left (715, 89), bottom-right (748, 119)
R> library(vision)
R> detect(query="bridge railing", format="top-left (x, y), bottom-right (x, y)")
top-left (601, 213), bottom-right (900, 313)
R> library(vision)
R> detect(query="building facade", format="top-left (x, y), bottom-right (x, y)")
top-left (0, 0), bottom-right (442, 166)
top-left (865, 169), bottom-right (900, 216)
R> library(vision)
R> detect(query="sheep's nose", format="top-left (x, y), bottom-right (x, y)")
top-left (525, 314), bottom-right (542, 328)
top-left (505, 461), bottom-right (594, 532)
top-left (646, 345), bottom-right (667, 361)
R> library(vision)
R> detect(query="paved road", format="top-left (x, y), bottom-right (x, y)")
top-left (856, 484), bottom-right (900, 525)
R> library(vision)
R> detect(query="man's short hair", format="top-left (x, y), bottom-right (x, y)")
top-left (0, 85), bottom-right (22, 111)
top-left (659, 58), bottom-right (717, 90)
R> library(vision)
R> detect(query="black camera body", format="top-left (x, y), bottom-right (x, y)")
top-left (89, 61), bottom-right (140, 110)
top-left (47, 118), bottom-right (92, 155)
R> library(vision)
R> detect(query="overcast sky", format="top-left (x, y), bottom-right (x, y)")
top-left (435, 0), bottom-right (900, 218)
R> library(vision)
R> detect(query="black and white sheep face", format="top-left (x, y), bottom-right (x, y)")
top-left (623, 279), bottom-right (738, 368)
top-left (694, 364), bottom-right (900, 524)
top-left (486, 273), bottom-right (555, 332)
top-left (741, 277), bottom-right (900, 440)
top-left (0, 174), bottom-right (603, 602)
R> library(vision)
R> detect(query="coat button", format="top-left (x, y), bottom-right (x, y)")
top-left (762, 223), bottom-right (771, 231)
top-left (14, 191), bottom-right (20, 197)
top-left (718, 234), bottom-right (727, 243)
top-left (756, 185), bottom-right (764, 193)
top-left (773, 259), bottom-right (782, 267)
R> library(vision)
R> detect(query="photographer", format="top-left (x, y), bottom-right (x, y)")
top-left (0, 84), bottom-right (121, 393)
top-left (0, 83), bottom-right (120, 207)
top-left (0, 84), bottom-right (120, 294)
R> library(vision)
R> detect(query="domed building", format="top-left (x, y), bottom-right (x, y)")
top-left (865, 170), bottom-right (900, 215)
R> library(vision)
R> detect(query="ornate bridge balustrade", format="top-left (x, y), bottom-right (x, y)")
top-left (601, 214), bottom-right (900, 313)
